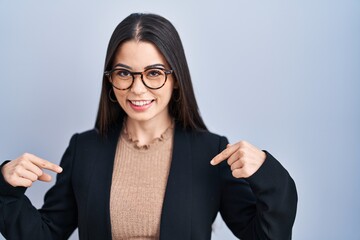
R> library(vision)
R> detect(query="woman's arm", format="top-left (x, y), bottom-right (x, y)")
top-left (0, 134), bottom-right (79, 240)
top-left (215, 136), bottom-right (297, 240)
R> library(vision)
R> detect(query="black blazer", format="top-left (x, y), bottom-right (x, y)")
top-left (0, 124), bottom-right (297, 240)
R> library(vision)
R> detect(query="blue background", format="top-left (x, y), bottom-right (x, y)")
top-left (1, 1), bottom-right (359, 239)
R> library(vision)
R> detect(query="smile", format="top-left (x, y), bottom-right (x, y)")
top-left (129, 100), bottom-right (154, 106)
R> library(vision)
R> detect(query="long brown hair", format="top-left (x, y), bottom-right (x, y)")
top-left (95, 13), bottom-right (207, 136)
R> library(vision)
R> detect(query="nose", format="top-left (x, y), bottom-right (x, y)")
top-left (130, 74), bottom-right (147, 94)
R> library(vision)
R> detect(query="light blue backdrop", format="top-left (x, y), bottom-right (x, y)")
top-left (1, 1), bottom-right (359, 239)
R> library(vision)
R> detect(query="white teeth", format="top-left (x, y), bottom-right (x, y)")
top-left (130, 100), bottom-right (152, 106)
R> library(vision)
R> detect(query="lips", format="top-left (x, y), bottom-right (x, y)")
top-left (128, 99), bottom-right (155, 111)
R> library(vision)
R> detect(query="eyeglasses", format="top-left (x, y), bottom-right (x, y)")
top-left (104, 67), bottom-right (174, 90)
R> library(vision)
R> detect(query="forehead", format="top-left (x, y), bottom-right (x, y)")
top-left (113, 40), bottom-right (168, 69)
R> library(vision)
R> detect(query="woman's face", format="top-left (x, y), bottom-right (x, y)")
top-left (111, 40), bottom-right (175, 124)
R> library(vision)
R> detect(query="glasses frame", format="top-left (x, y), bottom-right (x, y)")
top-left (104, 67), bottom-right (174, 90)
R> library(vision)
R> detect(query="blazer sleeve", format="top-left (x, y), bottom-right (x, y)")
top-left (218, 136), bottom-right (298, 240)
top-left (0, 134), bottom-right (79, 240)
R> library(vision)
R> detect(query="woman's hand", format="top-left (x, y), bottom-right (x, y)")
top-left (1, 153), bottom-right (63, 187)
top-left (211, 141), bottom-right (266, 178)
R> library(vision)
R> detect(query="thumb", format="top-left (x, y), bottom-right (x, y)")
top-left (38, 172), bottom-right (52, 182)
top-left (232, 168), bottom-right (246, 179)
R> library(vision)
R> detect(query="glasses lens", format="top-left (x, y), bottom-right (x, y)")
top-left (143, 69), bottom-right (166, 89)
top-left (111, 69), bottom-right (133, 89)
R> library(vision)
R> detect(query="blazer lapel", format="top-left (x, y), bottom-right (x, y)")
top-left (85, 125), bottom-right (121, 240)
top-left (160, 125), bottom-right (192, 239)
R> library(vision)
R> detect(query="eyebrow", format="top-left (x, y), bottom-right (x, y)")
top-left (113, 63), bottom-right (166, 70)
top-left (113, 63), bottom-right (132, 69)
top-left (144, 64), bottom-right (166, 69)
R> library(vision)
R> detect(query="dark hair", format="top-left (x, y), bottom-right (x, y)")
top-left (95, 13), bottom-right (207, 135)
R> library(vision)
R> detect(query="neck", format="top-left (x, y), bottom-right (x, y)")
top-left (125, 116), bottom-right (173, 146)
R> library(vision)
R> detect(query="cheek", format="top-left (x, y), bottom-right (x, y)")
top-left (161, 87), bottom-right (174, 105)
top-left (164, 79), bottom-right (175, 101)
top-left (113, 90), bottom-right (127, 105)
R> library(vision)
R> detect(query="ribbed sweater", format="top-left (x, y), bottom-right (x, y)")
top-left (110, 125), bottom-right (174, 240)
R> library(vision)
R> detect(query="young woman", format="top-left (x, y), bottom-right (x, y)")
top-left (0, 13), bottom-right (297, 240)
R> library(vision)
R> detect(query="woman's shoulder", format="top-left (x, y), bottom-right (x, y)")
top-left (76, 128), bottom-right (100, 138)
top-left (69, 127), bottom-right (119, 146)
top-left (191, 129), bottom-right (224, 139)
top-left (71, 128), bottom-right (99, 141)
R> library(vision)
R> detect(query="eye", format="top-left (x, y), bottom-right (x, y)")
top-left (146, 69), bottom-right (164, 78)
top-left (114, 69), bottom-right (132, 78)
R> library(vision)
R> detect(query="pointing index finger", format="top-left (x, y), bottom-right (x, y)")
top-left (28, 154), bottom-right (63, 173)
top-left (210, 144), bottom-right (239, 166)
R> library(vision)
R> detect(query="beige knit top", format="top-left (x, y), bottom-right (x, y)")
top-left (110, 124), bottom-right (174, 240)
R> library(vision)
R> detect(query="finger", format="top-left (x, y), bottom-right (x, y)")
top-left (16, 177), bottom-right (33, 188)
top-left (18, 169), bottom-right (39, 182)
top-left (230, 159), bottom-right (244, 171)
top-left (232, 168), bottom-right (245, 179)
top-left (227, 149), bottom-right (243, 166)
top-left (22, 160), bottom-right (43, 177)
top-left (211, 144), bottom-right (240, 165)
top-left (26, 154), bottom-right (63, 173)
top-left (38, 172), bottom-right (52, 182)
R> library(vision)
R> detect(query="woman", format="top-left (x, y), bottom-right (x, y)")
top-left (0, 13), bottom-right (297, 240)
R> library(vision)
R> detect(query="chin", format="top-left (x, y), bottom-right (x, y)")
top-left (125, 112), bottom-right (155, 122)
